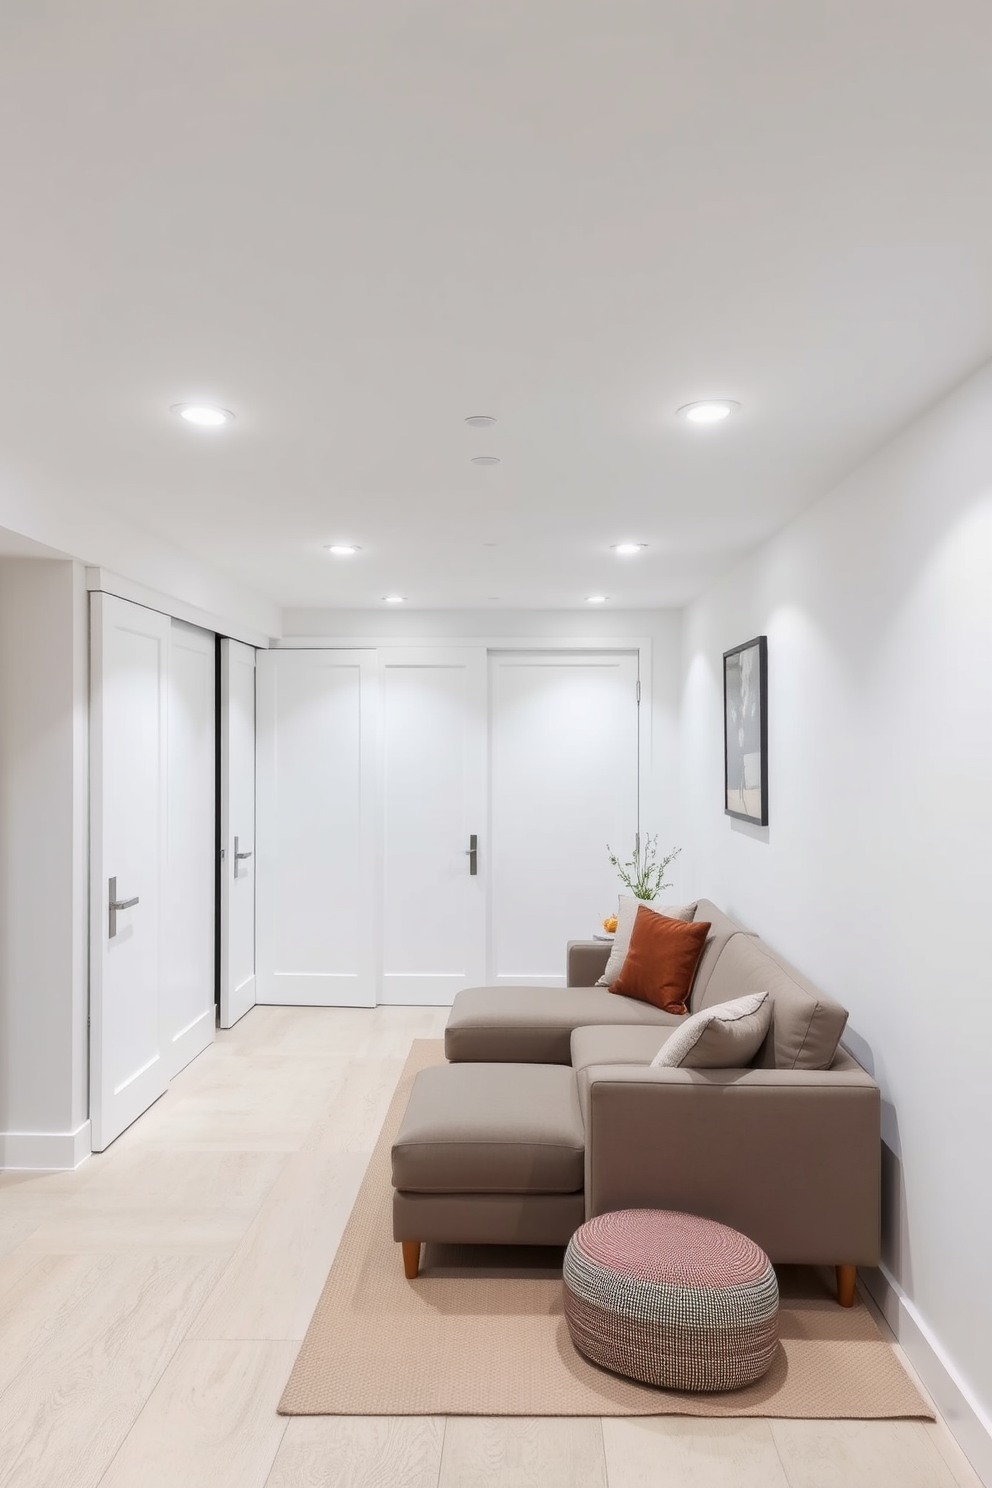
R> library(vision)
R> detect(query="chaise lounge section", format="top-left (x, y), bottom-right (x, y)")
top-left (444, 901), bottom-right (751, 1065)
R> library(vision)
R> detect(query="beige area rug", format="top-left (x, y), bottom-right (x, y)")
top-left (279, 1040), bottom-right (931, 1419)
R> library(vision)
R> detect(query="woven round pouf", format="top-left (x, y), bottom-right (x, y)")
top-left (563, 1210), bottom-right (779, 1392)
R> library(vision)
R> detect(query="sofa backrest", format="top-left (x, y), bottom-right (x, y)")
top-left (697, 930), bottom-right (848, 1070)
top-left (688, 899), bottom-right (756, 1008)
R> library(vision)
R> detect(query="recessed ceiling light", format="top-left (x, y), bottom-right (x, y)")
top-left (611, 542), bottom-right (646, 556)
top-left (587, 595), bottom-right (608, 604)
top-left (172, 403), bottom-right (234, 427)
top-left (383, 595), bottom-right (405, 604)
top-left (465, 415), bottom-right (497, 427)
top-left (471, 454), bottom-right (501, 466)
top-left (677, 400), bottom-right (739, 425)
top-left (325, 544), bottom-right (360, 556)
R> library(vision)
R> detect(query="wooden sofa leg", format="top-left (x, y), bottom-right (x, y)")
top-left (836, 1264), bottom-right (857, 1307)
top-left (402, 1240), bottom-right (421, 1280)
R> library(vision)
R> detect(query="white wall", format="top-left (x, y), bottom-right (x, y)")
top-left (679, 361), bottom-right (992, 1480)
top-left (0, 483), bottom-right (280, 640)
top-left (281, 607), bottom-right (685, 893)
top-left (0, 558), bottom-right (90, 1166)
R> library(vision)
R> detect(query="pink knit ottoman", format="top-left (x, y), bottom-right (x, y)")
top-left (563, 1210), bottom-right (779, 1392)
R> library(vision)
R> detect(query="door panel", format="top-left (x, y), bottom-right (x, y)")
top-left (90, 594), bottom-right (170, 1151)
top-left (489, 652), bottom-right (640, 985)
top-left (379, 649), bottom-right (487, 1004)
top-left (162, 620), bottom-right (216, 1075)
top-left (219, 638), bottom-right (256, 1028)
top-left (256, 649), bottom-right (377, 1006)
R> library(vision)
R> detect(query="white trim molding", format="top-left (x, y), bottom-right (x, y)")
top-left (273, 633), bottom-right (651, 653)
top-left (86, 568), bottom-right (271, 649)
top-left (864, 1265), bottom-right (992, 1486)
top-left (0, 1120), bottom-right (91, 1170)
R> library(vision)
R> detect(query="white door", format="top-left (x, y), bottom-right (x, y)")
top-left (379, 649), bottom-right (487, 1004)
top-left (219, 638), bottom-right (257, 1028)
top-left (162, 620), bottom-right (216, 1075)
top-left (256, 649), bottom-right (377, 1006)
top-left (90, 593), bottom-right (170, 1151)
top-left (489, 651), bottom-right (640, 986)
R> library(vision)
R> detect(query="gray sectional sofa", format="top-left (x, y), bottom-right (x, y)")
top-left (393, 899), bottom-right (881, 1304)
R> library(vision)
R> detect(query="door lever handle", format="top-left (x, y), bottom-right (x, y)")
top-left (466, 834), bottom-right (478, 876)
top-left (234, 836), bottom-right (253, 878)
top-left (108, 876), bottom-right (139, 939)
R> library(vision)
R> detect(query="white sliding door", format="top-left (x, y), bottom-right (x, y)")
top-left (256, 649), bottom-right (377, 1006)
top-left (90, 594), bottom-right (170, 1151)
top-left (219, 638), bottom-right (257, 1028)
top-left (162, 620), bottom-right (216, 1076)
top-left (489, 651), bottom-right (640, 986)
top-left (379, 649), bottom-right (487, 1004)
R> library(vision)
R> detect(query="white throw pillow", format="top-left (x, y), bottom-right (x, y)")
top-left (650, 991), bottom-right (771, 1069)
top-left (597, 896), bottom-right (697, 987)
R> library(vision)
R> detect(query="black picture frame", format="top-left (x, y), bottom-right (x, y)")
top-left (723, 635), bottom-right (768, 826)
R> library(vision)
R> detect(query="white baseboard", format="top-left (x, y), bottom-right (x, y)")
top-left (864, 1264), bottom-right (992, 1486)
top-left (0, 1120), bottom-right (92, 1170)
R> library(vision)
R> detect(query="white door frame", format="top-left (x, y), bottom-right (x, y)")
top-left (89, 593), bottom-right (171, 1152)
top-left (267, 635), bottom-right (649, 1005)
top-left (376, 647), bottom-right (489, 1004)
top-left (255, 648), bottom-right (379, 1006)
top-left (486, 648), bottom-right (642, 986)
top-left (162, 619), bottom-right (217, 1076)
top-left (271, 636), bottom-right (650, 782)
top-left (219, 638), bottom-right (257, 1028)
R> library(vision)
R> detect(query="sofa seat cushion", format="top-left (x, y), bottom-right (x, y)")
top-left (445, 986), bottom-right (685, 1065)
top-left (391, 1063), bottom-right (584, 1195)
top-left (570, 1024), bottom-right (678, 1073)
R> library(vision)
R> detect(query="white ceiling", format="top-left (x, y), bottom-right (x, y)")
top-left (2, 0), bottom-right (991, 611)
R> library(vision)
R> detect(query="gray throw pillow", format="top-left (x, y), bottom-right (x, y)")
top-left (597, 896), bottom-right (697, 987)
top-left (650, 991), bottom-right (771, 1069)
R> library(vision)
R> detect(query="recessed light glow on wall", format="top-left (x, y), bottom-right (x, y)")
top-left (471, 455), bottom-right (501, 466)
top-left (172, 403), bottom-right (235, 427)
top-left (383, 595), bottom-right (406, 604)
top-left (611, 542), bottom-right (646, 556)
top-left (325, 544), bottom-right (360, 556)
top-left (587, 595), bottom-right (608, 604)
top-left (464, 415), bottom-right (497, 428)
top-left (677, 400), bottom-right (739, 425)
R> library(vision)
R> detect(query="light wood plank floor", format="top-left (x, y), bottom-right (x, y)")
top-left (0, 1006), bottom-right (983, 1488)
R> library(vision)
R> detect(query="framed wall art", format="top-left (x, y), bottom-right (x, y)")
top-left (723, 635), bottom-right (768, 825)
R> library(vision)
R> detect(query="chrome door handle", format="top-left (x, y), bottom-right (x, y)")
top-left (466, 834), bottom-right (478, 876)
top-left (108, 876), bottom-right (139, 938)
top-left (234, 836), bottom-right (253, 878)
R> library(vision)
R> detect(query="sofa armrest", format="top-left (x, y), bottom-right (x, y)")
top-left (567, 940), bottom-right (611, 987)
top-left (582, 1058), bottom-right (880, 1266)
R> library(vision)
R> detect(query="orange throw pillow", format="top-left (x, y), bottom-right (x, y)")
top-left (611, 906), bottom-right (711, 1014)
